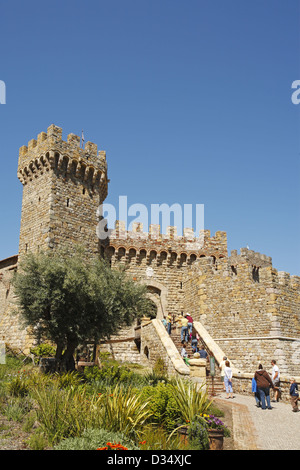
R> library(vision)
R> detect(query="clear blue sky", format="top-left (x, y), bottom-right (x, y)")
top-left (0, 0), bottom-right (299, 275)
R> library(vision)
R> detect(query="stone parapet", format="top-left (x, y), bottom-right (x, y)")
top-left (18, 124), bottom-right (108, 199)
top-left (141, 319), bottom-right (189, 376)
top-left (101, 220), bottom-right (228, 264)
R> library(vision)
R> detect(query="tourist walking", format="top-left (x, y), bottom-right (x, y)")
top-left (219, 356), bottom-right (228, 391)
top-left (190, 326), bottom-right (199, 352)
top-left (186, 313), bottom-right (193, 335)
top-left (180, 314), bottom-right (189, 343)
top-left (254, 364), bottom-right (274, 410)
top-left (252, 376), bottom-right (261, 407)
top-left (289, 378), bottom-right (299, 412)
top-left (271, 360), bottom-right (280, 402)
top-left (224, 360), bottom-right (234, 399)
top-left (166, 313), bottom-right (172, 335)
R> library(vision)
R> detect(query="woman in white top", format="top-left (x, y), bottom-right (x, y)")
top-left (224, 360), bottom-right (234, 399)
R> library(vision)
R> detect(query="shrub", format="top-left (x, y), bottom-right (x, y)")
top-left (153, 358), bottom-right (167, 377)
top-left (84, 363), bottom-right (143, 388)
top-left (138, 425), bottom-right (186, 450)
top-left (30, 382), bottom-right (101, 445)
top-left (140, 383), bottom-right (180, 432)
top-left (187, 419), bottom-right (210, 450)
top-left (54, 371), bottom-right (85, 389)
top-left (30, 344), bottom-right (56, 358)
top-left (7, 375), bottom-right (29, 398)
top-left (55, 428), bottom-right (139, 450)
top-left (27, 429), bottom-right (50, 450)
top-left (2, 396), bottom-right (33, 423)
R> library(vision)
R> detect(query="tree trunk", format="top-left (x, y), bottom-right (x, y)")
top-left (55, 341), bottom-right (64, 372)
top-left (60, 340), bottom-right (77, 372)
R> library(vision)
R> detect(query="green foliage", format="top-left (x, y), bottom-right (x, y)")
top-left (97, 384), bottom-right (153, 439)
top-left (12, 250), bottom-right (152, 370)
top-left (54, 371), bottom-right (85, 389)
top-left (0, 352), bottom-right (230, 450)
top-left (187, 419), bottom-right (210, 450)
top-left (169, 379), bottom-right (212, 425)
top-left (54, 428), bottom-right (139, 450)
top-left (139, 425), bottom-right (186, 450)
top-left (140, 383), bottom-right (180, 432)
top-left (84, 362), bottom-right (145, 389)
top-left (30, 382), bottom-right (102, 445)
top-left (153, 357), bottom-right (166, 375)
top-left (0, 355), bottom-right (25, 380)
top-left (27, 430), bottom-right (49, 451)
top-left (6, 375), bottom-right (30, 398)
top-left (2, 396), bottom-right (33, 423)
top-left (30, 344), bottom-right (56, 358)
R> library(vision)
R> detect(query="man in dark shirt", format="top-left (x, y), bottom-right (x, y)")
top-left (199, 346), bottom-right (208, 359)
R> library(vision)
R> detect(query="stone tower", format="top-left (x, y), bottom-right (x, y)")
top-left (17, 124), bottom-right (108, 257)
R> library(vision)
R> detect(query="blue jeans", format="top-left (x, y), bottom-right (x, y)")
top-left (167, 322), bottom-right (171, 335)
top-left (181, 326), bottom-right (188, 342)
top-left (254, 392), bottom-right (261, 407)
top-left (224, 376), bottom-right (233, 393)
top-left (188, 322), bottom-right (193, 334)
top-left (258, 387), bottom-right (271, 409)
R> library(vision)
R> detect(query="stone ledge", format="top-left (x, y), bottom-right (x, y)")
top-left (151, 319), bottom-right (190, 376)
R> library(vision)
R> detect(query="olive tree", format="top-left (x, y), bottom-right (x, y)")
top-left (12, 250), bottom-right (151, 371)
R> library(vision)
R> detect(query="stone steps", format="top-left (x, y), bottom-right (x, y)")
top-left (169, 326), bottom-right (224, 397)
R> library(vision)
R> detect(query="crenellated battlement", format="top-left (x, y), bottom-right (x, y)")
top-left (17, 124), bottom-right (108, 194)
top-left (101, 220), bottom-right (228, 264)
top-left (230, 247), bottom-right (272, 267)
top-left (268, 269), bottom-right (300, 288)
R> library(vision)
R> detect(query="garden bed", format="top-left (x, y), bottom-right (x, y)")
top-left (0, 354), bottom-right (234, 451)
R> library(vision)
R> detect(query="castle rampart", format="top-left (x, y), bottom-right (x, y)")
top-left (183, 250), bottom-right (300, 375)
top-left (102, 220), bottom-right (227, 266)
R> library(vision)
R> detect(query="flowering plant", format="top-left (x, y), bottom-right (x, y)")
top-left (97, 441), bottom-right (128, 450)
top-left (201, 414), bottom-right (230, 437)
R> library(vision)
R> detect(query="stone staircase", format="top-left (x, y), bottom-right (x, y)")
top-left (169, 325), bottom-right (224, 397)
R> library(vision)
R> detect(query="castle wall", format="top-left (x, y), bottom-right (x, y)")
top-left (98, 324), bottom-right (141, 364)
top-left (0, 256), bottom-right (33, 353)
top-left (19, 172), bottom-right (53, 255)
top-left (101, 221), bottom-right (228, 318)
top-left (184, 253), bottom-right (300, 375)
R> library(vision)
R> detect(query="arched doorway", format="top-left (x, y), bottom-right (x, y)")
top-left (145, 280), bottom-right (168, 320)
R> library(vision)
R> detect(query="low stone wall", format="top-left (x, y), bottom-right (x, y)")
top-left (98, 325), bottom-right (141, 364)
top-left (140, 319), bottom-right (189, 377)
top-left (193, 321), bottom-right (300, 403)
top-left (216, 336), bottom-right (300, 377)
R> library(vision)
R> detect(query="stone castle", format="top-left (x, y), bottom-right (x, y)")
top-left (1, 125), bottom-right (299, 394)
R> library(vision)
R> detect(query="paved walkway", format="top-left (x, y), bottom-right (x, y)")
top-left (216, 393), bottom-right (300, 450)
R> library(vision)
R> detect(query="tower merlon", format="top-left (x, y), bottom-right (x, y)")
top-left (18, 124), bottom-right (107, 186)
